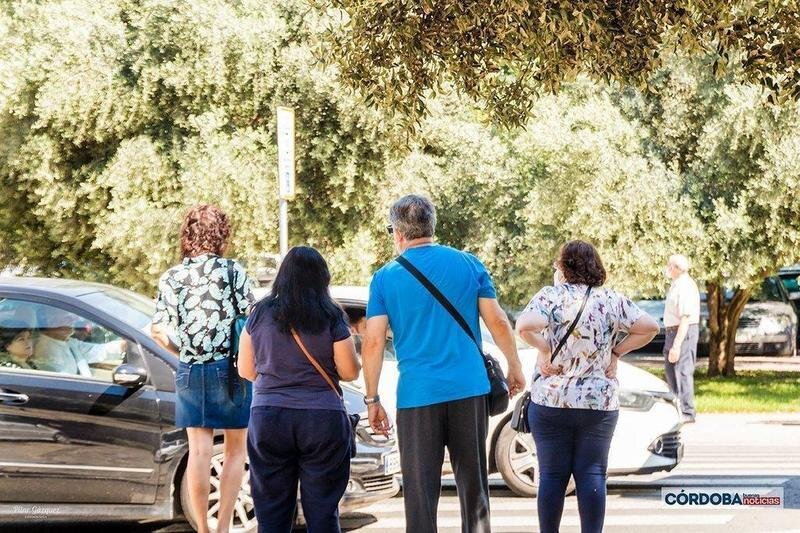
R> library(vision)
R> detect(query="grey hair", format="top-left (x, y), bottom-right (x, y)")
top-left (668, 254), bottom-right (691, 273)
top-left (389, 195), bottom-right (437, 240)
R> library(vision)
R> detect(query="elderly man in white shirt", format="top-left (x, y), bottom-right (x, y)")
top-left (32, 308), bottom-right (125, 377)
top-left (663, 254), bottom-right (701, 423)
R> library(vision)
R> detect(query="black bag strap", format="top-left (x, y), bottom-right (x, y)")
top-left (549, 286), bottom-right (592, 363)
top-left (226, 259), bottom-right (239, 314)
top-left (395, 255), bottom-right (483, 355)
top-left (226, 260), bottom-right (241, 380)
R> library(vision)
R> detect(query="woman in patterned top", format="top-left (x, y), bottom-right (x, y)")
top-left (151, 204), bottom-right (255, 533)
top-left (0, 320), bottom-right (36, 370)
top-left (516, 240), bottom-right (659, 533)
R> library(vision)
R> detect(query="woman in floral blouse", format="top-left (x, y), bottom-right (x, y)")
top-left (151, 204), bottom-right (255, 533)
top-left (516, 240), bottom-right (659, 533)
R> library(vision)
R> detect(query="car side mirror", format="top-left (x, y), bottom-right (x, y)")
top-left (112, 364), bottom-right (147, 388)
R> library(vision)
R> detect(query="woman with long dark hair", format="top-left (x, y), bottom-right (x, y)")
top-left (238, 246), bottom-right (360, 533)
top-left (151, 204), bottom-right (254, 533)
top-left (516, 240), bottom-right (659, 533)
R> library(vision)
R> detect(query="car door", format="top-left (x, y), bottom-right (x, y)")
top-left (0, 296), bottom-right (162, 504)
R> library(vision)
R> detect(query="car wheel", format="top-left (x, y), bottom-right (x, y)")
top-left (180, 442), bottom-right (258, 533)
top-left (494, 421), bottom-right (576, 498)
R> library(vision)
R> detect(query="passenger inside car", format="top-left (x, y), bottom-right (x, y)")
top-left (31, 307), bottom-right (126, 377)
top-left (0, 319), bottom-right (37, 370)
top-left (345, 307), bottom-right (368, 354)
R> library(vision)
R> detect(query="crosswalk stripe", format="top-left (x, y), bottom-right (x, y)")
top-left (609, 477), bottom-right (790, 487)
top-left (357, 513), bottom-right (735, 529)
top-left (359, 498), bottom-right (674, 514)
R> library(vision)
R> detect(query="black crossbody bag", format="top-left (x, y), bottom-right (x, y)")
top-left (510, 286), bottom-right (592, 433)
top-left (226, 261), bottom-right (249, 404)
top-left (396, 256), bottom-right (510, 417)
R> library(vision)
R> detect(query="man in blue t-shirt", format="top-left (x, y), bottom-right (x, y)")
top-left (362, 194), bottom-right (525, 533)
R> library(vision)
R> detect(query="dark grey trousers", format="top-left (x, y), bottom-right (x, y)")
top-left (396, 395), bottom-right (490, 533)
top-left (664, 324), bottom-right (699, 418)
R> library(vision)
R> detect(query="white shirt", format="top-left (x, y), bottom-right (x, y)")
top-left (33, 335), bottom-right (118, 377)
top-left (664, 273), bottom-right (701, 327)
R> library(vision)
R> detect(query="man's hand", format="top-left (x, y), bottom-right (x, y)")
top-left (368, 403), bottom-right (392, 437)
top-left (668, 345), bottom-right (681, 364)
top-left (606, 354), bottom-right (619, 379)
top-left (537, 351), bottom-right (562, 377)
top-left (506, 362), bottom-right (526, 397)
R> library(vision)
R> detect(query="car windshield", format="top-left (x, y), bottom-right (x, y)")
top-left (634, 299), bottom-right (665, 318)
top-left (78, 288), bottom-right (156, 330)
top-left (779, 272), bottom-right (800, 301)
top-left (749, 277), bottom-right (784, 302)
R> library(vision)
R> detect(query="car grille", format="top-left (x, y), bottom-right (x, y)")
top-left (738, 316), bottom-right (759, 328)
top-left (360, 473), bottom-right (396, 493)
top-left (649, 431), bottom-right (681, 458)
top-left (737, 341), bottom-right (786, 354)
top-left (737, 342), bottom-right (761, 353)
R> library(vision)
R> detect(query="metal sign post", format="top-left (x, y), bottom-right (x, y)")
top-left (276, 106), bottom-right (295, 259)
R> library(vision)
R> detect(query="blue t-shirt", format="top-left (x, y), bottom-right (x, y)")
top-left (367, 244), bottom-right (496, 409)
top-left (245, 300), bottom-right (351, 412)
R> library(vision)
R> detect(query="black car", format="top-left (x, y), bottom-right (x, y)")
top-left (0, 278), bottom-right (400, 531)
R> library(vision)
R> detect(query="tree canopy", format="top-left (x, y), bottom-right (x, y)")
top-left (327, 0), bottom-right (800, 126)
top-left (0, 0), bottom-right (400, 292)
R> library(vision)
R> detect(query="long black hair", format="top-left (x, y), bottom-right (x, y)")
top-left (265, 246), bottom-right (344, 334)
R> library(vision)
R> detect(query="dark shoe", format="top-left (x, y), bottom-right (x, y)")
top-left (681, 415), bottom-right (696, 424)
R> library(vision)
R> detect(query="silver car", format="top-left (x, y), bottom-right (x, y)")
top-left (636, 277), bottom-right (797, 357)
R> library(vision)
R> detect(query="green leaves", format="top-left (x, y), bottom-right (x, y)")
top-left (325, 1), bottom-right (800, 129)
top-left (0, 0), bottom-right (400, 292)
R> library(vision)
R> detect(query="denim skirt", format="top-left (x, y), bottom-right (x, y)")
top-left (175, 358), bottom-right (252, 429)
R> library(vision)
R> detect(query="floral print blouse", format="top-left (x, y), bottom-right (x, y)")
top-left (153, 254), bottom-right (255, 364)
top-left (523, 283), bottom-right (644, 411)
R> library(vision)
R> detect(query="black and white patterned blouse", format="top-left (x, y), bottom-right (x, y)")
top-left (153, 254), bottom-right (255, 364)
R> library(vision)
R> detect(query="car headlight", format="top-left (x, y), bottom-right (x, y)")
top-left (759, 315), bottom-right (791, 335)
top-left (618, 390), bottom-right (657, 411)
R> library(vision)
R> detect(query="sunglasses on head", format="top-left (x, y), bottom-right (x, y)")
top-left (386, 225), bottom-right (394, 235)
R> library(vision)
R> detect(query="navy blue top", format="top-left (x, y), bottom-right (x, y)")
top-left (367, 244), bottom-right (496, 408)
top-left (245, 300), bottom-right (351, 412)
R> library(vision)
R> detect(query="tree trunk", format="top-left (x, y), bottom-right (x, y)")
top-left (706, 282), bottom-right (725, 377)
top-left (705, 281), bottom-right (750, 377)
top-left (724, 289), bottom-right (750, 376)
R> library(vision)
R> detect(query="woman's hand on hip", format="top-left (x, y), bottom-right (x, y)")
top-left (605, 354), bottom-right (619, 379)
top-left (537, 350), bottom-right (562, 377)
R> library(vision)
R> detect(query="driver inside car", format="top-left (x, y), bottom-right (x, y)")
top-left (31, 307), bottom-right (126, 377)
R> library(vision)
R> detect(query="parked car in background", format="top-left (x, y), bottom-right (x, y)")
top-left (635, 276), bottom-right (797, 357)
top-left (265, 286), bottom-right (684, 498)
top-left (0, 278), bottom-right (399, 532)
top-left (778, 266), bottom-right (800, 326)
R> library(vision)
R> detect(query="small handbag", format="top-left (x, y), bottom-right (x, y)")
top-left (290, 328), bottom-right (360, 458)
top-left (511, 286), bottom-right (592, 433)
top-left (395, 256), bottom-right (509, 416)
top-left (226, 260), bottom-right (249, 402)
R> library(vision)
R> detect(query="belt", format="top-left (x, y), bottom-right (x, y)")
top-left (665, 324), bottom-right (699, 331)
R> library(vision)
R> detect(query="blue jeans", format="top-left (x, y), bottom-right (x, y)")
top-left (528, 403), bottom-right (619, 533)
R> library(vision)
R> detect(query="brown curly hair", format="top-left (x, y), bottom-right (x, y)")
top-left (180, 204), bottom-right (231, 259)
top-left (556, 240), bottom-right (607, 287)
